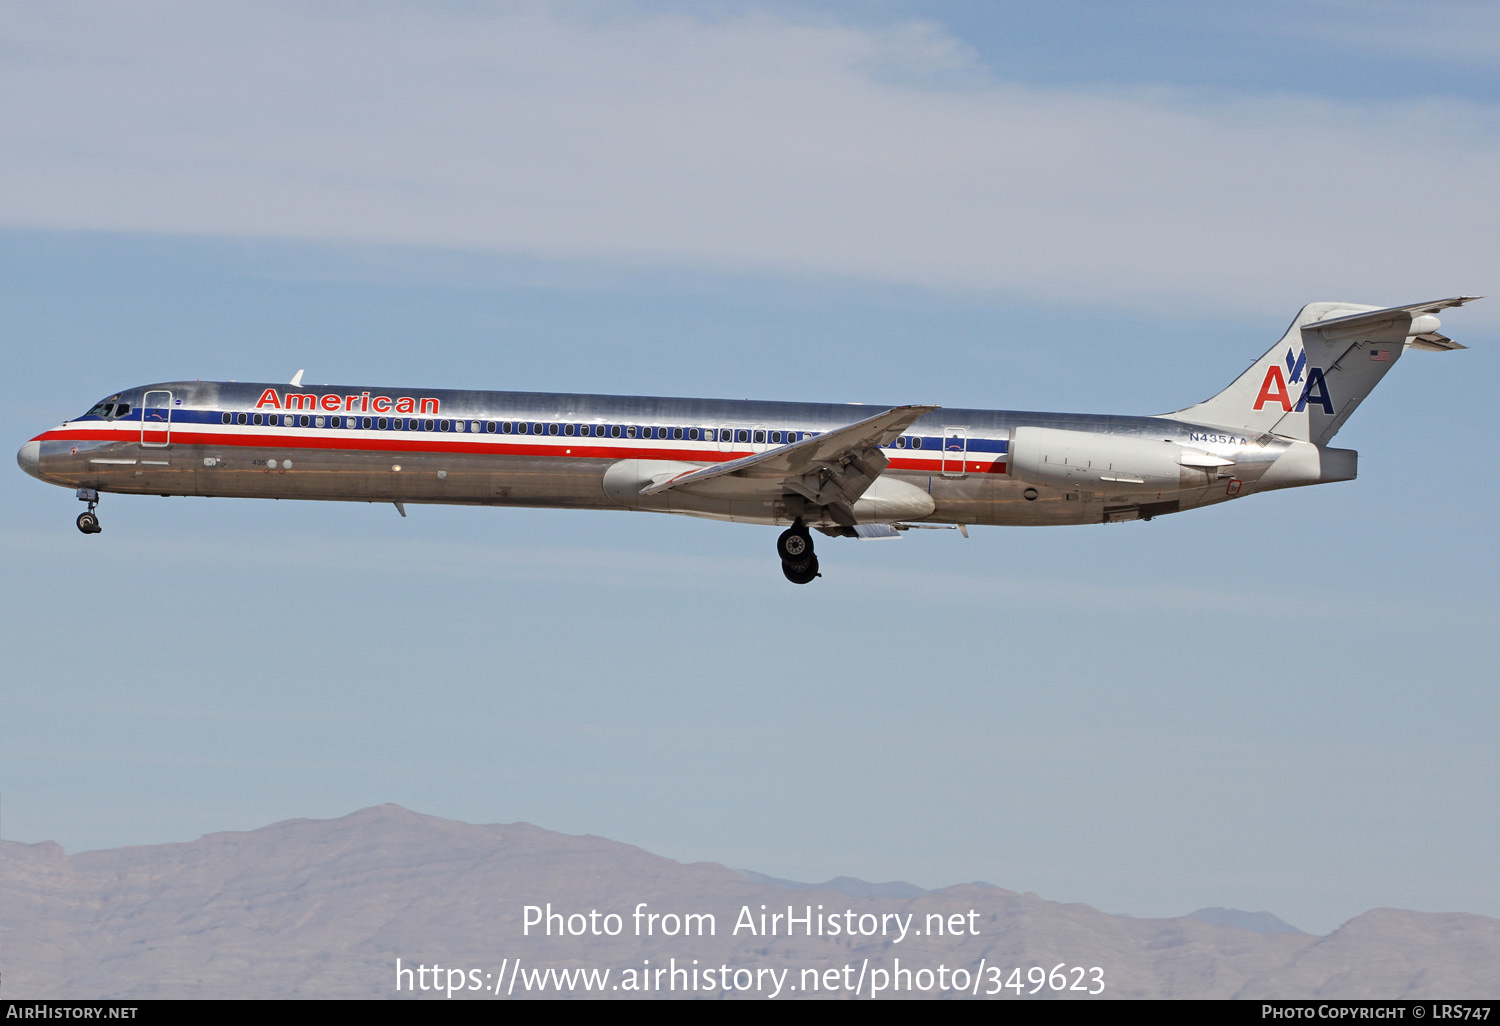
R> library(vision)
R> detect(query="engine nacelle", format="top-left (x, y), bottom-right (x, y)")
top-left (1010, 426), bottom-right (1185, 492)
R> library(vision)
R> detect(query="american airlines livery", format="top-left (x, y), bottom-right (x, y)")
top-left (17, 297), bottom-right (1477, 584)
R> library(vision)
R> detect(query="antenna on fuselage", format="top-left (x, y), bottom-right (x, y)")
top-left (289, 369), bottom-right (305, 386)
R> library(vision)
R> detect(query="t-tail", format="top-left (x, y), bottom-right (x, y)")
top-left (1163, 297), bottom-right (1480, 444)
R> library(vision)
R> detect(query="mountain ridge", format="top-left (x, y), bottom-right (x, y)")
top-left (4, 804), bottom-right (1495, 999)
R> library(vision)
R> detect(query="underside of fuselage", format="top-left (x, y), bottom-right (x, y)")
top-left (27, 440), bottom-right (1097, 525)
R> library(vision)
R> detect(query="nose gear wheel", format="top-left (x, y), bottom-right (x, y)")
top-left (75, 489), bottom-right (102, 534)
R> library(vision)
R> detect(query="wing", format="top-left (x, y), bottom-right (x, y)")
top-left (640, 403), bottom-right (938, 525)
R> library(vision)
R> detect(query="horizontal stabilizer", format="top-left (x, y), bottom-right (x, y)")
top-left (1305, 296), bottom-right (1478, 353)
top-left (1304, 296), bottom-right (1480, 338)
top-left (1409, 333), bottom-right (1465, 352)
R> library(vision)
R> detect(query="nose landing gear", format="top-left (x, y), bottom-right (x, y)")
top-left (75, 488), bottom-right (102, 534)
top-left (777, 523), bottom-right (819, 584)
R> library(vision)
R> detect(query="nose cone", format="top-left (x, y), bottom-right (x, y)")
top-left (17, 439), bottom-right (42, 480)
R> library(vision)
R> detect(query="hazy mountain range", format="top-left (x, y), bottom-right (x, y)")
top-left (3, 805), bottom-right (1496, 999)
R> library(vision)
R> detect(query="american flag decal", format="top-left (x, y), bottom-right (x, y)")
top-left (1369, 348), bottom-right (1391, 362)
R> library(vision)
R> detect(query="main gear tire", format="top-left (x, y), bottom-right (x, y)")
top-left (776, 525), bottom-right (813, 562)
top-left (781, 555), bottom-right (819, 585)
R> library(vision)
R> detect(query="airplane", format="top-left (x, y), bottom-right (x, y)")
top-left (16, 297), bottom-right (1477, 584)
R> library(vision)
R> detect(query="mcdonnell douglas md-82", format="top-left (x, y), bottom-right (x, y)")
top-left (17, 297), bottom-right (1477, 583)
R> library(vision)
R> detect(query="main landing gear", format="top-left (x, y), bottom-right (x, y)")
top-left (777, 523), bottom-right (820, 585)
top-left (75, 488), bottom-right (102, 534)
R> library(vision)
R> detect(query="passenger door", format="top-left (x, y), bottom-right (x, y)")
top-left (140, 391), bottom-right (173, 447)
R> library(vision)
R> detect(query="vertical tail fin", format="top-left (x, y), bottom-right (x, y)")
top-left (1163, 297), bottom-right (1478, 442)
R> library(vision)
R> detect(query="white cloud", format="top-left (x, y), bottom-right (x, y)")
top-left (2, 2), bottom-right (1496, 314)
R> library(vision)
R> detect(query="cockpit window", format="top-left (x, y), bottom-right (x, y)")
top-left (84, 402), bottom-right (133, 421)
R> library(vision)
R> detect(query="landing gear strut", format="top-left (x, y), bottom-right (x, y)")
top-left (76, 488), bottom-right (102, 534)
top-left (777, 522), bottom-right (819, 584)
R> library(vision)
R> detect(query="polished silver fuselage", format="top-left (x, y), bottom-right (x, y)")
top-left (19, 379), bottom-right (1332, 529)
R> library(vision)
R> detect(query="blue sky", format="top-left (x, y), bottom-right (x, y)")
top-left (2, 2), bottom-right (1497, 936)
